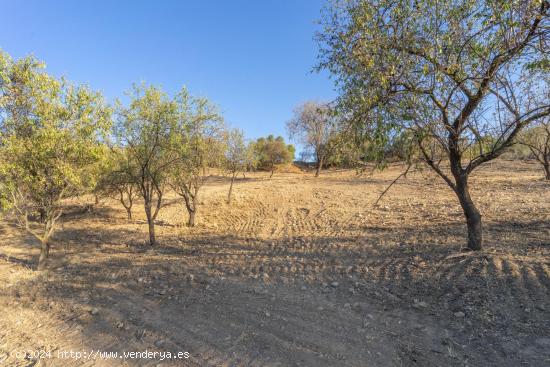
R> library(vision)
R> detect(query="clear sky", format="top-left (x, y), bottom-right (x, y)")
top-left (0, 0), bottom-right (336, 142)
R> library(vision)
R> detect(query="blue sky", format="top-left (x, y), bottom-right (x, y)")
top-left (0, 0), bottom-right (336, 143)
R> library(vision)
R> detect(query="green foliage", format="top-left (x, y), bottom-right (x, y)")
top-left (384, 130), bottom-right (417, 164)
top-left (526, 57), bottom-right (550, 72)
top-left (316, 0), bottom-right (550, 167)
top-left (316, 0), bottom-right (550, 250)
top-left (95, 146), bottom-right (139, 206)
top-left (251, 135), bottom-right (295, 172)
top-left (169, 87), bottom-right (225, 226)
top-left (0, 49), bottom-right (111, 223)
top-left (114, 84), bottom-right (178, 242)
top-left (245, 141), bottom-right (259, 171)
top-left (115, 84), bottom-right (178, 190)
top-left (0, 49), bottom-right (111, 269)
top-left (171, 87), bottom-right (226, 180)
top-left (225, 128), bottom-right (248, 174)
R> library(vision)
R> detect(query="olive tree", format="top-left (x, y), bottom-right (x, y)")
top-left (317, 0), bottom-right (550, 250)
top-left (0, 51), bottom-right (111, 270)
top-left (115, 85), bottom-right (178, 245)
top-left (287, 101), bottom-right (339, 176)
top-left (170, 88), bottom-right (225, 227)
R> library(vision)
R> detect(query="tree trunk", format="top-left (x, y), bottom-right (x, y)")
top-left (37, 237), bottom-right (50, 271)
top-left (182, 191), bottom-right (197, 227)
top-left (120, 190), bottom-right (133, 220)
top-left (315, 157), bottom-right (323, 177)
top-left (544, 162), bottom-right (550, 180)
top-left (227, 172), bottom-right (236, 204)
top-left (270, 169), bottom-right (274, 178)
top-left (37, 215), bottom-right (58, 271)
top-left (144, 201), bottom-right (156, 245)
top-left (188, 210), bottom-right (196, 227)
top-left (455, 177), bottom-right (482, 251)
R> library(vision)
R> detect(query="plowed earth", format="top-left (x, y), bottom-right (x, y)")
top-left (1, 160), bottom-right (549, 366)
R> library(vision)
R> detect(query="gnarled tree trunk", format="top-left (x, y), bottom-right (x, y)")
top-left (182, 187), bottom-right (198, 227)
top-left (424, 135), bottom-right (485, 251)
top-left (37, 216), bottom-right (56, 271)
top-left (455, 176), bottom-right (482, 251)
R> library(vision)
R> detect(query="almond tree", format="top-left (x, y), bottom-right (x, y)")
top-left (115, 85), bottom-right (178, 245)
top-left (287, 101), bottom-right (339, 176)
top-left (96, 148), bottom-right (140, 219)
top-left (170, 88), bottom-right (225, 227)
top-left (520, 119), bottom-right (550, 179)
top-left (317, 0), bottom-right (550, 250)
top-left (225, 128), bottom-right (248, 204)
top-left (0, 51), bottom-right (111, 269)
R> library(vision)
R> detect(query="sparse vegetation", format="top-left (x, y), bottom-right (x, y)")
top-left (0, 1), bottom-right (549, 366)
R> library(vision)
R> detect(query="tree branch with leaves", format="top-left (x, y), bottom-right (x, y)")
top-left (317, 0), bottom-right (550, 250)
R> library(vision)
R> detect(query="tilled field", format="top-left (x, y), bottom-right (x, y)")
top-left (0, 160), bottom-right (549, 366)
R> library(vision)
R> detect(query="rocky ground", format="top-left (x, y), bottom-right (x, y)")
top-left (0, 160), bottom-right (549, 366)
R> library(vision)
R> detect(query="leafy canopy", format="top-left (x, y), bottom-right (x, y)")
top-left (0, 50), bottom-right (111, 215)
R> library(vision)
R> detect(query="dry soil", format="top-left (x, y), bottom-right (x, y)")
top-left (0, 160), bottom-right (549, 366)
